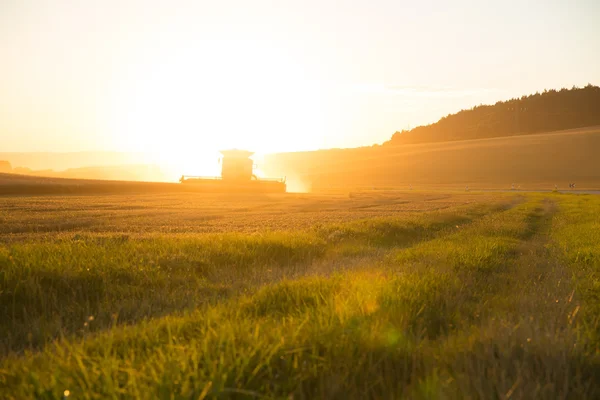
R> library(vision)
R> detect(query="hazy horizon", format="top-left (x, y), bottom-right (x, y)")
top-left (2, 0), bottom-right (600, 175)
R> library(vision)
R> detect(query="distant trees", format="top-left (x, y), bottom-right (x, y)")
top-left (0, 160), bottom-right (12, 172)
top-left (387, 85), bottom-right (600, 145)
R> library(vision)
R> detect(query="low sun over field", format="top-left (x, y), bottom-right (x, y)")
top-left (2, 0), bottom-right (599, 398)
top-left (1, 191), bottom-right (599, 398)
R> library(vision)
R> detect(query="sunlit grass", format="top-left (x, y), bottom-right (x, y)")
top-left (551, 194), bottom-right (600, 347)
top-left (0, 199), bottom-right (507, 355)
top-left (1, 193), bottom-right (599, 398)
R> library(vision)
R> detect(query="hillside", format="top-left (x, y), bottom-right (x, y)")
top-left (387, 84), bottom-right (600, 145)
top-left (263, 126), bottom-right (600, 190)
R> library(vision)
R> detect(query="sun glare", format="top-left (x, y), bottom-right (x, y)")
top-left (108, 39), bottom-right (326, 179)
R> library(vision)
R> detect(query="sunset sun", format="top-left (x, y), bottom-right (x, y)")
top-left (107, 39), bottom-right (327, 178)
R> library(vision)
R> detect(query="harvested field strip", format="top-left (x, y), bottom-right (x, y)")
top-left (0, 192), bottom-right (507, 236)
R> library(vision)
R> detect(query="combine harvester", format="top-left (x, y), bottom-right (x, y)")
top-left (180, 150), bottom-right (286, 193)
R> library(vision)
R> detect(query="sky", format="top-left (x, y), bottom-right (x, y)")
top-left (1, 0), bottom-right (599, 173)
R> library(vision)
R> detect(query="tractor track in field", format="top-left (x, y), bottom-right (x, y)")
top-left (458, 198), bottom-right (598, 399)
top-left (217, 200), bottom-right (524, 293)
top-left (484, 198), bottom-right (575, 332)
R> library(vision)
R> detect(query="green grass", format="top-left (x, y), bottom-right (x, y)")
top-left (0, 200), bottom-right (504, 356)
top-left (1, 192), bottom-right (599, 399)
top-left (550, 195), bottom-right (600, 347)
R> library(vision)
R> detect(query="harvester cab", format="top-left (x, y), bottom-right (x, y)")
top-left (219, 150), bottom-right (255, 181)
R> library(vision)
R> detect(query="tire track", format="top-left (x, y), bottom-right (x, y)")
top-left (445, 199), bottom-right (598, 399)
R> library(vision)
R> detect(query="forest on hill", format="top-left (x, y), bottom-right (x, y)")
top-left (386, 84), bottom-right (600, 145)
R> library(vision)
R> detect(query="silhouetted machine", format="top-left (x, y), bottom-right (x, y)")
top-left (180, 149), bottom-right (286, 193)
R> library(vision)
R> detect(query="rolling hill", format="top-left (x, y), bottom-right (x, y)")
top-left (264, 126), bottom-right (600, 190)
top-left (263, 86), bottom-right (600, 191)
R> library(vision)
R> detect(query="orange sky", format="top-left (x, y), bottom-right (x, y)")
top-left (1, 0), bottom-right (599, 175)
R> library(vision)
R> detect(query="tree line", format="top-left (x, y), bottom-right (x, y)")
top-left (387, 84), bottom-right (600, 145)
